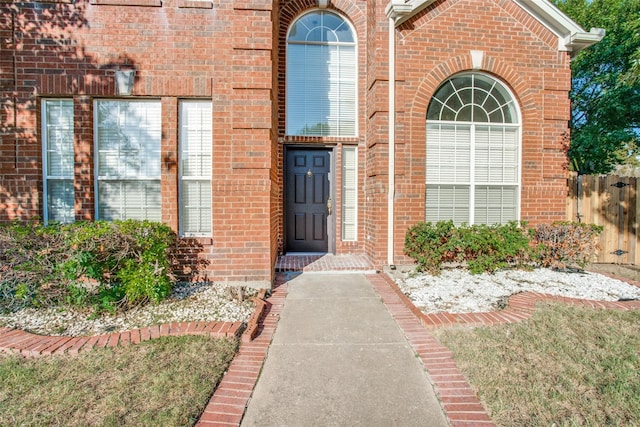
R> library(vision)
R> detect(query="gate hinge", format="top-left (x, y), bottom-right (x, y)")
top-left (611, 181), bottom-right (629, 188)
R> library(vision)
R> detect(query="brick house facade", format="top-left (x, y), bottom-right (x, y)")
top-left (0, 0), bottom-right (602, 287)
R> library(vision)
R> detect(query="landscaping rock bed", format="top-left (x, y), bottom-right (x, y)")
top-left (394, 267), bottom-right (640, 314)
top-left (0, 283), bottom-right (256, 337)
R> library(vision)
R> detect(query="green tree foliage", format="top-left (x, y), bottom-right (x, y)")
top-left (553, 0), bottom-right (640, 174)
top-left (622, 19), bottom-right (640, 85)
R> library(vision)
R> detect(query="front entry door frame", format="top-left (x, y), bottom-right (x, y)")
top-left (284, 146), bottom-right (335, 254)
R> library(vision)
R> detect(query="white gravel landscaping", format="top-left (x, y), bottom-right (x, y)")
top-left (396, 268), bottom-right (640, 314)
top-left (5, 267), bottom-right (640, 337)
top-left (0, 282), bottom-right (256, 337)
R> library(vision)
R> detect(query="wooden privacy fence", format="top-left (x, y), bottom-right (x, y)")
top-left (566, 174), bottom-right (640, 264)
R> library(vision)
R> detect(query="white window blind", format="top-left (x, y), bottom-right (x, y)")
top-left (95, 100), bottom-right (161, 221)
top-left (286, 11), bottom-right (357, 137)
top-left (426, 73), bottom-right (520, 226)
top-left (180, 101), bottom-right (212, 236)
top-left (43, 99), bottom-right (75, 223)
top-left (425, 185), bottom-right (470, 225)
top-left (474, 186), bottom-right (518, 225)
top-left (474, 126), bottom-right (519, 184)
top-left (342, 146), bottom-right (357, 241)
top-left (426, 124), bottom-right (471, 184)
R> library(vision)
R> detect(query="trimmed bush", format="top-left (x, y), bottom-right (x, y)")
top-left (450, 222), bottom-right (534, 274)
top-left (404, 221), bottom-right (533, 274)
top-left (404, 220), bottom-right (602, 274)
top-left (0, 220), bottom-right (177, 314)
top-left (533, 222), bottom-right (602, 270)
top-left (404, 221), bottom-right (457, 274)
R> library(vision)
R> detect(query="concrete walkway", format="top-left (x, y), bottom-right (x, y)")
top-left (241, 273), bottom-right (449, 427)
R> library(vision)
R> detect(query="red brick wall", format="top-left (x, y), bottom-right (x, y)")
top-left (275, 0), bottom-right (368, 258)
top-left (0, 0), bottom-right (573, 279)
top-left (365, 0), bottom-right (572, 265)
top-left (74, 95), bottom-right (94, 220)
top-left (365, 0), bottom-right (392, 267)
top-left (1, 0), bottom-right (277, 285)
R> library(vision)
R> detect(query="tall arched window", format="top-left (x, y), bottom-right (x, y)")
top-left (286, 10), bottom-right (356, 137)
top-left (426, 73), bottom-right (520, 225)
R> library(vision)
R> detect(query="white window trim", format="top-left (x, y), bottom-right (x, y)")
top-left (342, 146), bottom-right (358, 241)
top-left (426, 73), bottom-right (523, 225)
top-left (42, 99), bottom-right (75, 224)
top-left (93, 99), bottom-right (162, 221)
top-left (179, 100), bottom-right (213, 237)
top-left (285, 9), bottom-right (359, 138)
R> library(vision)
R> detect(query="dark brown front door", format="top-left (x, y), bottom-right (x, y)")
top-left (285, 148), bottom-right (331, 252)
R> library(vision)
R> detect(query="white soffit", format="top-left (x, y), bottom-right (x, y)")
top-left (514, 0), bottom-right (604, 56)
top-left (385, 0), bottom-right (604, 56)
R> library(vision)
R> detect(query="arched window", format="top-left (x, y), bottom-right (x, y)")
top-left (426, 73), bottom-right (520, 225)
top-left (286, 10), bottom-right (356, 137)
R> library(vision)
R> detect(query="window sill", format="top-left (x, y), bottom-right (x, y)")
top-left (90, 0), bottom-right (162, 6)
top-left (179, 236), bottom-right (213, 245)
top-left (283, 135), bottom-right (360, 144)
top-left (178, 0), bottom-right (212, 8)
top-left (22, 0), bottom-right (74, 3)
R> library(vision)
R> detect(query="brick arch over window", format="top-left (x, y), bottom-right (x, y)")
top-left (425, 72), bottom-right (521, 225)
top-left (404, 54), bottom-right (534, 183)
top-left (279, 0), bottom-right (365, 32)
top-left (277, 0), bottom-right (365, 139)
top-left (286, 10), bottom-right (357, 137)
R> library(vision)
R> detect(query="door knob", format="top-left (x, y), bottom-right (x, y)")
top-left (327, 197), bottom-right (332, 215)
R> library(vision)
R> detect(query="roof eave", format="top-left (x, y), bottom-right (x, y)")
top-left (385, 0), bottom-right (435, 24)
top-left (563, 28), bottom-right (606, 57)
top-left (385, 0), bottom-right (415, 22)
top-left (386, 0), bottom-right (605, 57)
top-left (514, 0), bottom-right (604, 57)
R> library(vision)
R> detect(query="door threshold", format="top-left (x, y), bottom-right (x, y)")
top-left (284, 252), bottom-right (328, 256)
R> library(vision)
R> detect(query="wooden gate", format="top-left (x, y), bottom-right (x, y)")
top-left (566, 175), bottom-right (640, 264)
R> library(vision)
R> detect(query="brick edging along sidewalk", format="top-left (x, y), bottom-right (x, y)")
top-left (370, 271), bottom-right (640, 427)
top-left (196, 274), bottom-right (288, 426)
top-left (0, 280), bottom-right (284, 426)
top-left (379, 272), bottom-right (640, 329)
top-left (0, 320), bottom-right (245, 358)
top-left (0, 287), bottom-right (279, 359)
top-left (367, 274), bottom-right (495, 426)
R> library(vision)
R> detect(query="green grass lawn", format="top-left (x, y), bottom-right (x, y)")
top-left (0, 336), bottom-right (237, 426)
top-left (435, 303), bottom-right (640, 426)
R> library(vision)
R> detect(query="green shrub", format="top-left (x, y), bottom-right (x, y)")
top-left (404, 221), bottom-right (457, 274)
top-left (451, 222), bottom-right (534, 274)
top-left (533, 222), bottom-right (602, 270)
top-left (0, 220), bottom-right (177, 314)
top-left (404, 220), bottom-right (602, 274)
top-left (404, 221), bottom-right (534, 274)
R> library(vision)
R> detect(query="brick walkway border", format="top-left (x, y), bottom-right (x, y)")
top-left (367, 273), bottom-right (495, 426)
top-left (196, 273), bottom-right (288, 426)
top-left (0, 276), bottom-right (287, 427)
top-left (368, 272), bottom-right (640, 427)
top-left (0, 288), bottom-right (277, 359)
top-left (3, 269), bottom-right (639, 426)
top-left (0, 321), bottom-right (243, 358)
top-left (379, 273), bottom-right (640, 330)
